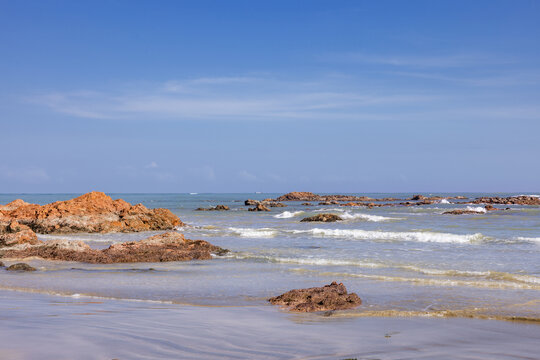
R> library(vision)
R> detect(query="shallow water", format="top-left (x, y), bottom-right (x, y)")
top-left (1, 193), bottom-right (539, 357)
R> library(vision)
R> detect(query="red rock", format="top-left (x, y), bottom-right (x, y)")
top-left (0, 192), bottom-right (183, 234)
top-left (1, 232), bottom-right (228, 264)
top-left (268, 282), bottom-right (362, 312)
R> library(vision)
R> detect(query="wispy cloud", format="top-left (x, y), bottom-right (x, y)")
top-left (30, 76), bottom-right (439, 121)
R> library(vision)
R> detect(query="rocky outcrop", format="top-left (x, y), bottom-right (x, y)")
top-left (471, 196), bottom-right (540, 206)
top-left (0, 221), bottom-right (39, 247)
top-left (248, 203), bottom-right (270, 212)
top-left (245, 199), bottom-right (259, 206)
top-left (301, 203), bottom-right (313, 206)
top-left (300, 214), bottom-right (342, 222)
top-left (275, 192), bottom-right (373, 202)
top-left (1, 232), bottom-right (228, 264)
top-left (195, 205), bottom-right (230, 211)
top-left (6, 263), bottom-right (36, 271)
top-left (268, 282), bottom-right (361, 312)
top-left (0, 192), bottom-right (183, 234)
top-left (318, 200), bottom-right (340, 205)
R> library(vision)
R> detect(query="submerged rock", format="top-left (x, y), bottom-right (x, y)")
top-left (248, 203), bottom-right (270, 212)
top-left (266, 202), bottom-right (287, 208)
top-left (1, 232), bottom-right (228, 264)
top-left (6, 263), bottom-right (36, 271)
top-left (301, 203), bottom-right (313, 206)
top-left (268, 281), bottom-right (361, 312)
top-left (0, 192), bottom-right (183, 234)
top-left (300, 214), bottom-right (342, 222)
top-left (195, 205), bottom-right (230, 211)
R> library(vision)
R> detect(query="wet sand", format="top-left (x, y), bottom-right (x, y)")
top-left (0, 290), bottom-right (538, 360)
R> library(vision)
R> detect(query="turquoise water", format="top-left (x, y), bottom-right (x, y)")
top-left (1, 193), bottom-right (539, 358)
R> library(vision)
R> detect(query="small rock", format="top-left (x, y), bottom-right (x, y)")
top-left (244, 199), bottom-right (260, 206)
top-left (268, 281), bottom-right (361, 312)
top-left (6, 263), bottom-right (36, 271)
top-left (248, 203), bottom-right (270, 212)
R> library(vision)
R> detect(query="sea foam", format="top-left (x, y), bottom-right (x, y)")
top-left (340, 212), bottom-right (400, 222)
top-left (228, 227), bottom-right (277, 238)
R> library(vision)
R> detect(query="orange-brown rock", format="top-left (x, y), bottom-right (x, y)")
top-left (6, 263), bottom-right (36, 271)
top-left (0, 220), bottom-right (39, 247)
top-left (275, 192), bottom-right (372, 202)
top-left (248, 203), bottom-right (270, 212)
top-left (266, 202), bottom-right (287, 208)
top-left (300, 213), bottom-right (342, 222)
top-left (301, 203), bottom-right (313, 206)
top-left (0, 192), bottom-right (183, 234)
top-left (268, 281), bottom-right (362, 312)
top-left (1, 232), bottom-right (228, 264)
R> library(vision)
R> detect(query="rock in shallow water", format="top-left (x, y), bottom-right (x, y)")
top-left (300, 214), bottom-right (342, 222)
top-left (6, 263), bottom-right (36, 271)
top-left (1, 232), bottom-right (229, 264)
top-left (268, 282), bottom-right (362, 312)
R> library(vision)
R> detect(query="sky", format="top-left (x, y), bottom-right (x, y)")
top-left (1, 0), bottom-right (539, 193)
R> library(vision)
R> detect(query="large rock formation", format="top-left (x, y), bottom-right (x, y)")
top-left (0, 192), bottom-right (183, 234)
top-left (300, 214), bottom-right (342, 222)
top-left (268, 282), bottom-right (362, 312)
top-left (1, 232), bottom-right (228, 264)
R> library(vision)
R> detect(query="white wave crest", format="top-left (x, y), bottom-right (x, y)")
top-left (439, 199), bottom-right (450, 204)
top-left (231, 254), bottom-right (384, 268)
top-left (465, 206), bottom-right (487, 213)
top-left (293, 228), bottom-right (485, 243)
top-left (273, 211), bottom-right (304, 219)
top-left (340, 212), bottom-right (400, 222)
top-left (228, 227), bottom-right (277, 238)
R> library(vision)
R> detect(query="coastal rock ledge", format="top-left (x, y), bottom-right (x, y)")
top-left (1, 232), bottom-right (228, 264)
top-left (268, 282), bottom-right (362, 312)
top-left (0, 192), bottom-right (183, 234)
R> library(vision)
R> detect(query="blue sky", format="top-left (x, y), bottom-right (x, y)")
top-left (1, 0), bottom-right (539, 193)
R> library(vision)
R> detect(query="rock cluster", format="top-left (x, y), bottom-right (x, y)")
top-left (275, 192), bottom-right (372, 202)
top-left (300, 214), bottom-right (342, 222)
top-left (443, 205), bottom-right (509, 215)
top-left (268, 282), bottom-right (361, 312)
top-left (1, 232), bottom-right (228, 264)
top-left (0, 192), bottom-right (183, 234)
top-left (471, 196), bottom-right (540, 206)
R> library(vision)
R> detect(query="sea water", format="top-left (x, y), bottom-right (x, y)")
top-left (0, 193), bottom-right (539, 358)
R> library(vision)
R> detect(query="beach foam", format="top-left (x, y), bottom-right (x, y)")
top-left (465, 206), bottom-right (487, 213)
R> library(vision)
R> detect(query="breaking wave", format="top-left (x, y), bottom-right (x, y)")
top-left (439, 199), bottom-right (450, 204)
top-left (292, 229), bottom-right (486, 243)
top-left (273, 211), bottom-right (304, 219)
top-left (227, 227), bottom-right (278, 238)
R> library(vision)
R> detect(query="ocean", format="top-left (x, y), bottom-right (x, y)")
top-left (1, 192), bottom-right (539, 359)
